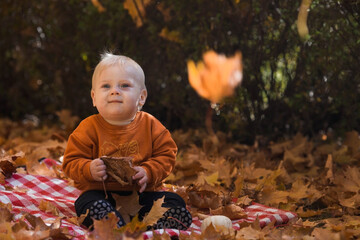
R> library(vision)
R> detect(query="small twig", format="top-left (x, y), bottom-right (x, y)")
top-left (273, 223), bottom-right (304, 229)
top-left (205, 105), bottom-right (215, 136)
top-left (167, 216), bottom-right (189, 230)
top-left (102, 178), bottom-right (108, 199)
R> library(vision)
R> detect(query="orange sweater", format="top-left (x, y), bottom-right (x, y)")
top-left (62, 111), bottom-right (177, 192)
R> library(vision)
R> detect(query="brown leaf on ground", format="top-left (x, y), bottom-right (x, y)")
top-left (201, 220), bottom-right (235, 239)
top-left (288, 178), bottom-right (323, 205)
top-left (112, 191), bottom-right (142, 223)
top-left (101, 156), bottom-right (136, 186)
top-left (39, 200), bottom-right (60, 216)
top-left (89, 212), bottom-right (121, 239)
top-left (187, 184), bottom-right (230, 210)
top-left (142, 196), bottom-right (169, 227)
top-left (334, 166), bottom-right (360, 208)
top-left (0, 173), bottom-right (4, 184)
top-left (0, 207), bottom-right (13, 223)
top-left (325, 154), bottom-right (334, 183)
top-left (22, 213), bottom-right (71, 239)
top-left (0, 159), bottom-right (16, 178)
top-left (259, 187), bottom-right (289, 207)
top-left (117, 215), bottom-right (147, 239)
top-left (66, 209), bottom-right (89, 227)
top-left (28, 162), bottom-right (57, 178)
top-left (296, 206), bottom-right (322, 218)
top-left (210, 203), bottom-right (247, 220)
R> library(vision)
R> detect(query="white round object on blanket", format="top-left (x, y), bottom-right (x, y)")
top-left (201, 215), bottom-right (232, 232)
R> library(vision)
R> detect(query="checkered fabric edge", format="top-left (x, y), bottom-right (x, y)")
top-left (1, 169), bottom-right (297, 239)
top-left (142, 202), bottom-right (298, 239)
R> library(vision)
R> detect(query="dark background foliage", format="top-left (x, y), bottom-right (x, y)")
top-left (1, 0), bottom-right (359, 144)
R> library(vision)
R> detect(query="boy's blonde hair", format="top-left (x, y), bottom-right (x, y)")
top-left (92, 52), bottom-right (146, 90)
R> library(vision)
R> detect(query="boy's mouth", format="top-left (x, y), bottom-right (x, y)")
top-left (108, 100), bottom-right (123, 103)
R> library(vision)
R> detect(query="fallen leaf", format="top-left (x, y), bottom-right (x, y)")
top-left (90, 212), bottom-right (121, 239)
top-left (201, 219), bottom-right (235, 239)
top-left (39, 200), bottom-right (60, 216)
top-left (210, 203), bottom-right (247, 220)
top-left (187, 184), bottom-right (230, 210)
top-left (142, 196), bottom-right (169, 226)
top-left (0, 160), bottom-right (16, 178)
top-left (297, 206), bottom-right (322, 218)
top-left (260, 187), bottom-right (289, 207)
top-left (0, 207), bottom-right (13, 223)
top-left (112, 191), bottom-right (142, 223)
top-left (325, 154), bottom-right (334, 183)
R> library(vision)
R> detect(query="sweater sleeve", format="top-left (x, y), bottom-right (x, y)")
top-left (62, 126), bottom-right (95, 184)
top-left (140, 129), bottom-right (177, 188)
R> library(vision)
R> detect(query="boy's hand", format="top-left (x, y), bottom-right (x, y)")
top-left (132, 166), bottom-right (148, 193)
top-left (90, 158), bottom-right (107, 181)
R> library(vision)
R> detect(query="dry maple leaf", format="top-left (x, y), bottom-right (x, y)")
top-left (89, 212), bottom-right (122, 239)
top-left (112, 191), bottom-right (143, 224)
top-left (142, 196), bottom-right (169, 227)
top-left (187, 50), bottom-right (243, 104)
top-left (210, 203), bottom-right (247, 220)
top-left (115, 197), bottom-right (169, 237)
top-left (101, 156), bottom-right (136, 186)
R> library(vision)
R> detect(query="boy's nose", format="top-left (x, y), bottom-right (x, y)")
top-left (110, 86), bottom-right (121, 95)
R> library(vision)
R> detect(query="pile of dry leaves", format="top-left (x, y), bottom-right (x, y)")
top-left (1, 112), bottom-right (360, 239)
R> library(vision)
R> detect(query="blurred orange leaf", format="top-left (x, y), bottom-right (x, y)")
top-left (91, 0), bottom-right (106, 13)
top-left (159, 28), bottom-right (182, 43)
top-left (297, 0), bottom-right (312, 39)
top-left (187, 50), bottom-right (243, 104)
top-left (123, 0), bottom-right (151, 27)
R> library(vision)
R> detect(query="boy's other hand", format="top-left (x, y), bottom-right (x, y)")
top-left (132, 166), bottom-right (148, 193)
top-left (90, 158), bottom-right (107, 181)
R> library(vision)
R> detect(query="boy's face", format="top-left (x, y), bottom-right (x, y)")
top-left (91, 65), bottom-right (147, 125)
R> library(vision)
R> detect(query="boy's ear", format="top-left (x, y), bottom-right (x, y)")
top-left (138, 89), bottom-right (147, 107)
top-left (91, 89), bottom-right (96, 107)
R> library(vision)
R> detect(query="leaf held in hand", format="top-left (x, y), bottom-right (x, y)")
top-left (101, 156), bottom-right (137, 186)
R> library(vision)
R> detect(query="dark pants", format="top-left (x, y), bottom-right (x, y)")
top-left (75, 190), bottom-right (189, 228)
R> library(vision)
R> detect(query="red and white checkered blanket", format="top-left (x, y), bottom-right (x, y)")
top-left (0, 172), bottom-right (297, 239)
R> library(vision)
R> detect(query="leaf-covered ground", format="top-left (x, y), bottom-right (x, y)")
top-left (1, 114), bottom-right (360, 239)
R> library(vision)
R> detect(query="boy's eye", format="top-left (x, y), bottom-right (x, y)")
top-left (101, 84), bottom-right (110, 88)
top-left (121, 83), bottom-right (130, 88)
